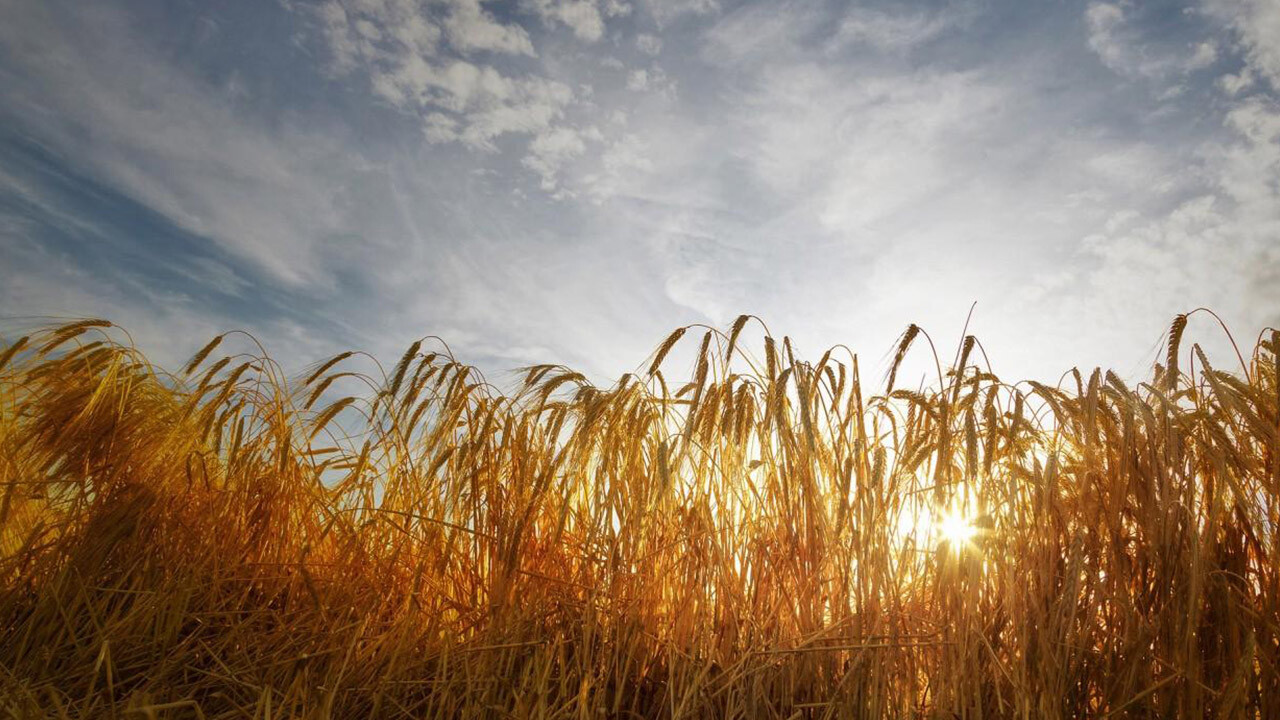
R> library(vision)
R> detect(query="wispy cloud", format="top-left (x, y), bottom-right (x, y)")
top-left (832, 4), bottom-right (971, 52)
top-left (1204, 0), bottom-right (1280, 87)
top-left (0, 2), bottom-right (354, 288)
top-left (0, 0), bottom-right (1276, 385)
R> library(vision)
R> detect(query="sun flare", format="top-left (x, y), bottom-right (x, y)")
top-left (938, 509), bottom-right (977, 549)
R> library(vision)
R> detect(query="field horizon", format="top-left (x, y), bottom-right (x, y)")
top-left (1, 313), bottom-right (1277, 718)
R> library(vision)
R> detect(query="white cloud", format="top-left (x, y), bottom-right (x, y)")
top-left (525, 0), bottom-right (607, 41)
top-left (306, 0), bottom-right (596, 187)
top-left (1084, 1), bottom-right (1186, 79)
top-left (1085, 2), bottom-right (1216, 79)
top-left (1085, 3), bottom-right (1233, 82)
top-left (1187, 40), bottom-right (1218, 70)
top-left (1205, 0), bottom-right (1280, 88)
top-left (643, 0), bottom-right (719, 27)
top-left (1085, 2), bottom-right (1146, 75)
top-left (299, 0), bottom-right (667, 193)
top-left (812, 73), bottom-right (1010, 234)
top-left (703, 2), bottom-right (805, 66)
top-left (582, 132), bottom-right (653, 202)
top-left (456, 78), bottom-right (576, 147)
top-left (522, 125), bottom-right (592, 190)
top-left (380, 58), bottom-right (577, 150)
top-left (443, 0), bottom-right (537, 55)
top-left (1039, 32), bottom-right (1280, 374)
top-left (832, 6), bottom-right (962, 52)
top-left (635, 33), bottom-right (663, 55)
top-left (624, 66), bottom-right (675, 97)
top-left (1086, 2), bottom-right (1129, 71)
top-left (603, 0), bottom-right (631, 17)
top-left (1218, 68), bottom-right (1255, 96)
top-left (314, 0), bottom-right (443, 73)
top-left (1217, 97), bottom-right (1280, 213)
top-left (626, 68), bottom-right (650, 91)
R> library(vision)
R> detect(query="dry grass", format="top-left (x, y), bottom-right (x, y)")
top-left (0, 313), bottom-right (1276, 718)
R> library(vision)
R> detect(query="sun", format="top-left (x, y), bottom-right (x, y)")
top-left (938, 509), bottom-right (977, 549)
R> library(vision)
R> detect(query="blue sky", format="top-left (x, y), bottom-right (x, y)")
top-left (1, 0), bottom-right (1277, 384)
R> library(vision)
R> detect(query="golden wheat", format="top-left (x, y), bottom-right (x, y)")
top-left (0, 314), bottom-right (1276, 718)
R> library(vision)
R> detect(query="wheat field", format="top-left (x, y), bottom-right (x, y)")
top-left (0, 314), bottom-right (1276, 718)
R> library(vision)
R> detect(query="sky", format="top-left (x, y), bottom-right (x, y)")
top-left (0, 0), bottom-right (1277, 386)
